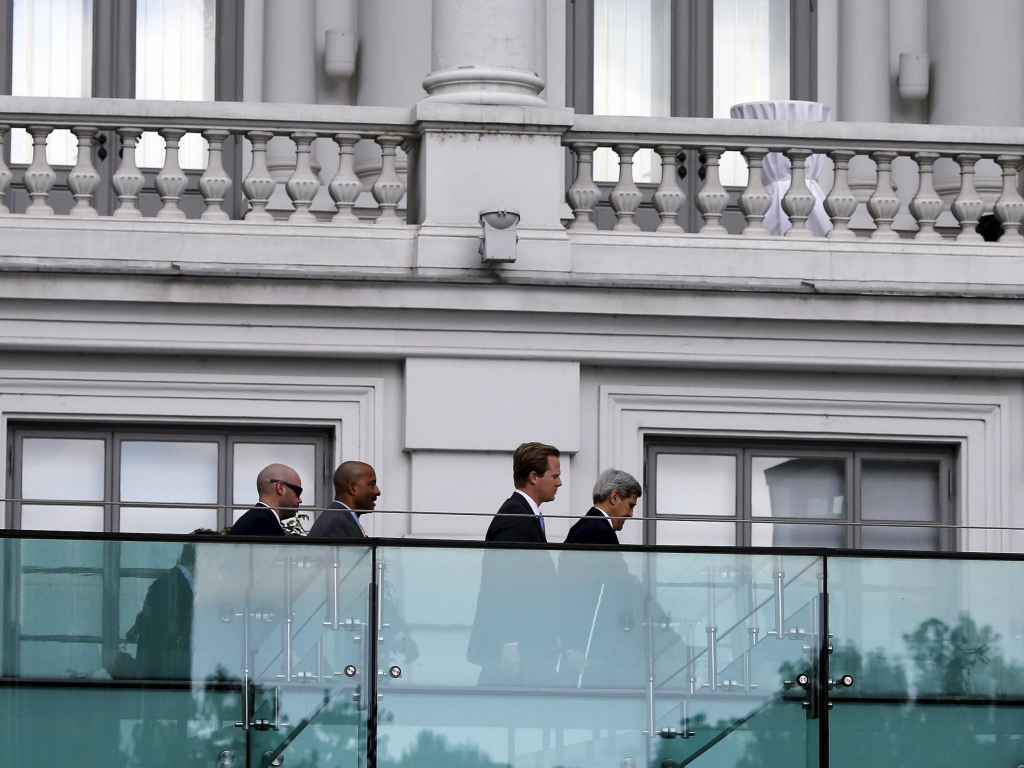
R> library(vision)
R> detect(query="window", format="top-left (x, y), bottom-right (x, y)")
top-left (568, 0), bottom-right (816, 229)
top-left (7, 425), bottom-right (330, 533)
top-left (646, 440), bottom-right (956, 550)
top-left (0, 0), bottom-right (243, 214)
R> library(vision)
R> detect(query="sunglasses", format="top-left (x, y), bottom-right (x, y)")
top-left (270, 479), bottom-right (303, 497)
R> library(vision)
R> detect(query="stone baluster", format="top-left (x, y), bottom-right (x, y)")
top-left (112, 128), bottom-right (146, 219)
top-left (867, 151), bottom-right (900, 241)
top-left (825, 150), bottom-right (857, 240)
top-left (372, 134), bottom-right (407, 226)
top-left (328, 133), bottom-right (362, 225)
top-left (242, 130), bottom-right (276, 222)
top-left (24, 125), bottom-right (57, 216)
top-left (653, 145), bottom-right (685, 233)
top-left (286, 131), bottom-right (320, 224)
top-left (993, 154), bottom-right (1024, 242)
top-left (67, 126), bottom-right (101, 217)
top-left (155, 129), bottom-right (189, 220)
top-left (695, 147), bottom-right (729, 234)
top-left (609, 144), bottom-right (642, 232)
top-left (951, 153), bottom-right (984, 242)
top-left (781, 148), bottom-right (814, 237)
top-left (738, 147), bottom-right (771, 236)
top-left (909, 152), bottom-right (944, 242)
top-left (0, 125), bottom-right (10, 215)
top-left (199, 129), bottom-right (232, 221)
top-left (565, 142), bottom-right (601, 231)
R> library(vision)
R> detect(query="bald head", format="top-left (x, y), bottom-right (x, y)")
top-left (256, 463), bottom-right (302, 519)
top-left (333, 461), bottom-right (380, 512)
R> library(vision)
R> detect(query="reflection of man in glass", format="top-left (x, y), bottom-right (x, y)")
top-left (127, 543), bottom-right (196, 680)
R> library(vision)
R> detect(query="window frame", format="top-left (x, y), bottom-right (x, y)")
top-left (645, 439), bottom-right (957, 551)
top-left (7, 423), bottom-right (332, 533)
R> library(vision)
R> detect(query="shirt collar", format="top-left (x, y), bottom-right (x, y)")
top-left (514, 489), bottom-right (542, 516)
top-left (595, 506), bottom-right (614, 527)
top-left (176, 564), bottom-right (196, 593)
top-left (255, 501), bottom-right (283, 524)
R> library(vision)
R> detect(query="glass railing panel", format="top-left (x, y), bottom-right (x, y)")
top-left (828, 556), bottom-right (1024, 768)
top-left (0, 536), bottom-right (372, 768)
top-left (377, 545), bottom-right (648, 768)
top-left (652, 552), bottom-right (822, 768)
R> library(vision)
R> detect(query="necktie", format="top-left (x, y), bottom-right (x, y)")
top-left (537, 513), bottom-right (545, 534)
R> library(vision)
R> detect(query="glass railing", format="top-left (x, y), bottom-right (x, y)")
top-left (1, 532), bottom-right (1023, 768)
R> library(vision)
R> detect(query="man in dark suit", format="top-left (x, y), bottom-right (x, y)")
top-left (469, 443), bottom-right (562, 686)
top-left (565, 468), bottom-right (642, 545)
top-left (307, 461), bottom-right (380, 538)
top-left (485, 442), bottom-right (562, 543)
top-left (127, 542), bottom-right (197, 680)
top-left (229, 463), bottom-right (303, 536)
top-left (559, 469), bottom-right (644, 687)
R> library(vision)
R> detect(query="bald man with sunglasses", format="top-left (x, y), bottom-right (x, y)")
top-left (230, 463), bottom-right (303, 536)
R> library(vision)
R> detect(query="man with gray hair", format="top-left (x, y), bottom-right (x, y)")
top-left (564, 469), bottom-right (642, 545)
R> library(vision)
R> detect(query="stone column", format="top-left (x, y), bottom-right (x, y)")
top-left (930, 0), bottom-right (1024, 214)
top-left (838, 0), bottom-right (891, 233)
top-left (263, 0), bottom-right (318, 215)
top-left (423, 0), bottom-right (546, 105)
top-left (929, 0), bottom-right (1024, 127)
top-left (838, 0), bottom-right (890, 122)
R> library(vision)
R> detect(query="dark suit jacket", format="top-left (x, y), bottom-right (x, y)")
top-left (565, 507), bottom-right (619, 545)
top-left (485, 492), bottom-right (547, 543)
top-left (308, 502), bottom-right (365, 539)
top-left (230, 505), bottom-right (285, 537)
top-left (469, 492), bottom-right (558, 685)
top-left (134, 566), bottom-right (194, 680)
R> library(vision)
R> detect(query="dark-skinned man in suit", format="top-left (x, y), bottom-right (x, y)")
top-left (229, 463), bottom-right (303, 536)
top-left (308, 461), bottom-right (381, 538)
top-left (469, 442), bottom-right (562, 686)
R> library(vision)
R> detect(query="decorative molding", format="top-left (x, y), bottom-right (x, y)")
top-left (600, 384), bottom-right (1009, 552)
top-left (0, 371), bottom-right (384, 524)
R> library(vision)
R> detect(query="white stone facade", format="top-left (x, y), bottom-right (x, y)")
top-left (2, 0), bottom-right (1024, 551)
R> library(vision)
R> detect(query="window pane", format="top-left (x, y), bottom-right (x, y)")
top-left (22, 437), bottom-right (105, 501)
top-left (135, 0), bottom-right (215, 169)
top-left (751, 520), bottom-right (846, 548)
top-left (232, 443), bottom-right (317, 519)
top-left (752, 457), bottom-right (845, 518)
top-left (713, 0), bottom-right (790, 185)
top-left (656, 519), bottom-right (735, 546)
top-left (860, 459), bottom-right (942, 550)
top-left (593, 0), bottom-right (671, 182)
top-left (656, 454), bottom-right (737, 517)
top-left (119, 440), bottom-right (219, 533)
top-left (120, 441), bottom-right (218, 502)
top-left (11, 0), bottom-right (93, 165)
top-left (21, 504), bottom-right (104, 531)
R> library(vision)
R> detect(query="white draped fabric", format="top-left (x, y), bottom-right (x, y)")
top-left (729, 100), bottom-right (833, 236)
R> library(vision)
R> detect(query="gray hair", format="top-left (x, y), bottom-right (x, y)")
top-left (592, 469), bottom-right (642, 504)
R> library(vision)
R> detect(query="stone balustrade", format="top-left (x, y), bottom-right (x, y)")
top-left (565, 114), bottom-right (1024, 243)
top-left (0, 96), bottom-right (414, 226)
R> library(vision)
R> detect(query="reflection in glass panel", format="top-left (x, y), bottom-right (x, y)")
top-left (3, 537), bottom-right (371, 768)
top-left (593, 0), bottom-right (671, 183)
top-left (656, 453), bottom-right (737, 517)
top-left (22, 437), bottom-right (105, 500)
top-left (135, 0), bottom-right (216, 168)
top-left (232, 443), bottom-right (317, 516)
top-left (377, 545), bottom-right (647, 768)
top-left (829, 558), bottom-right (1024, 768)
top-left (652, 553), bottom-right (821, 768)
top-left (21, 504), bottom-right (104, 531)
top-left (11, 0), bottom-right (93, 165)
top-left (713, 0), bottom-right (790, 185)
